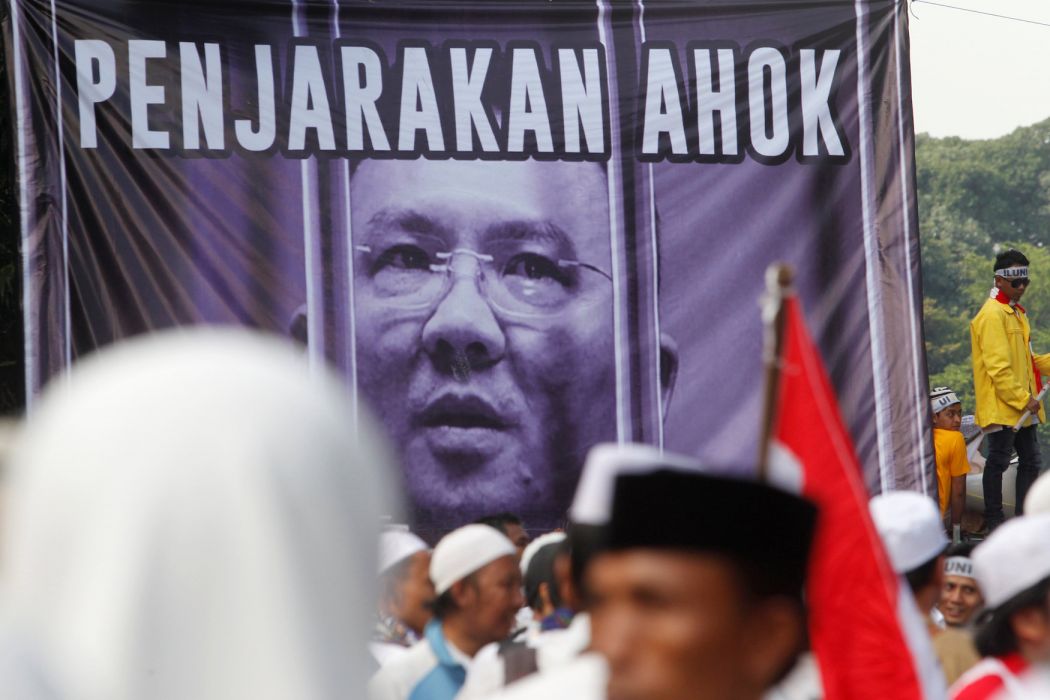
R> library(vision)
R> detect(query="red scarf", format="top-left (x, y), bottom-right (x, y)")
top-left (994, 289), bottom-right (1043, 394)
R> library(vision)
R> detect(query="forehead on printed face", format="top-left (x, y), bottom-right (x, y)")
top-left (348, 159), bottom-right (611, 260)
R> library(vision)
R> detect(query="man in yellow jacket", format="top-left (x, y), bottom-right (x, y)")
top-left (971, 249), bottom-right (1050, 531)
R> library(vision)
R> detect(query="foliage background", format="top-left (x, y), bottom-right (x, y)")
top-left (919, 119), bottom-right (1050, 444)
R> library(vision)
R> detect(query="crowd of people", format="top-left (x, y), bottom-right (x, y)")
top-left (362, 459), bottom-right (1050, 700)
top-left (1, 249), bottom-right (1050, 699)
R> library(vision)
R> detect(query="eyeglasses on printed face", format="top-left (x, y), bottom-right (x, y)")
top-left (1011, 278), bottom-right (1031, 289)
top-left (354, 241), bottom-right (612, 319)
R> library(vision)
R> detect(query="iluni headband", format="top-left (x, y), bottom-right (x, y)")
top-left (995, 266), bottom-right (1029, 279)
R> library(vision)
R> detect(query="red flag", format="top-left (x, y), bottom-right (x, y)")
top-left (771, 297), bottom-right (933, 700)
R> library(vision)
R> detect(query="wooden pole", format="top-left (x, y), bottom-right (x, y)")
top-left (757, 263), bottom-right (795, 482)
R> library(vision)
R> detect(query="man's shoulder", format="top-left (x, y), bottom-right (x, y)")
top-left (370, 638), bottom-right (440, 700)
top-left (950, 654), bottom-right (1027, 700)
top-left (485, 653), bottom-right (608, 700)
top-left (972, 299), bottom-right (1018, 338)
top-left (951, 672), bottom-right (1004, 700)
top-left (974, 298), bottom-right (1008, 320)
top-left (934, 428), bottom-right (967, 450)
top-left (373, 640), bottom-right (413, 669)
top-left (456, 643), bottom-right (505, 700)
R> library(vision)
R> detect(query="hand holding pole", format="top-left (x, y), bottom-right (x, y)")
top-left (1013, 383), bottom-right (1050, 432)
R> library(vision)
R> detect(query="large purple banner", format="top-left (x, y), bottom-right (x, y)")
top-left (8, 0), bottom-right (933, 535)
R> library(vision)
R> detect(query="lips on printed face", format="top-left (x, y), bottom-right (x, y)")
top-left (415, 391), bottom-right (519, 467)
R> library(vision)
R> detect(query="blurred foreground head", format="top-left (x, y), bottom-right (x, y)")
top-left (575, 444), bottom-right (817, 700)
top-left (0, 419), bottom-right (21, 527)
top-left (0, 328), bottom-right (399, 700)
top-left (972, 514), bottom-right (1050, 664)
top-left (869, 491), bottom-right (949, 615)
top-left (377, 528), bottom-right (434, 642)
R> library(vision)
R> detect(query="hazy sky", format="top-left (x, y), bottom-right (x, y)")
top-left (909, 0), bottom-right (1050, 139)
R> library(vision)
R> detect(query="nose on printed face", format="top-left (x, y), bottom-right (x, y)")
top-left (421, 272), bottom-right (507, 376)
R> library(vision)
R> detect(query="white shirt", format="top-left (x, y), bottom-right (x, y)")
top-left (371, 625), bottom-right (474, 700)
top-left (457, 614), bottom-right (590, 700)
top-left (994, 665), bottom-right (1050, 700)
top-left (479, 653), bottom-right (609, 700)
top-left (372, 642), bottom-right (412, 669)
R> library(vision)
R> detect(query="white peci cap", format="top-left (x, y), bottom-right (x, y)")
top-left (869, 491), bottom-right (949, 574)
top-left (569, 443), bottom-right (706, 526)
top-left (378, 528), bottom-right (429, 576)
top-left (430, 524), bottom-right (516, 595)
top-left (1024, 471), bottom-right (1050, 516)
top-left (973, 514), bottom-right (1050, 609)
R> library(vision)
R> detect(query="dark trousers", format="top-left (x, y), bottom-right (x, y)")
top-left (984, 424), bottom-right (1043, 523)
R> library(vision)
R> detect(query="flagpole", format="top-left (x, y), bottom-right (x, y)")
top-left (757, 263), bottom-right (795, 481)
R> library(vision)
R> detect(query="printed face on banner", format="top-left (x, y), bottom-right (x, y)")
top-left (349, 158), bottom-right (616, 530)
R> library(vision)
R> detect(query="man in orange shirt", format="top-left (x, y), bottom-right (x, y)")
top-left (931, 386), bottom-right (971, 541)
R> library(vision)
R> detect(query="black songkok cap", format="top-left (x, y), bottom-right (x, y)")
top-left (606, 469), bottom-right (818, 599)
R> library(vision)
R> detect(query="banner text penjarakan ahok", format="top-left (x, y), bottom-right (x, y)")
top-left (74, 39), bottom-right (850, 164)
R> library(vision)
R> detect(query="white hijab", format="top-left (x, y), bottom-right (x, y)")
top-left (0, 328), bottom-right (399, 700)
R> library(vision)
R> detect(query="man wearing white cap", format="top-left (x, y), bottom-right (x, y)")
top-left (950, 514), bottom-right (1050, 699)
top-left (870, 492), bottom-right (951, 628)
top-left (373, 527), bottom-right (436, 667)
top-left (870, 491), bottom-right (966, 690)
top-left (939, 544), bottom-right (985, 630)
top-left (934, 544), bottom-right (983, 685)
top-left (369, 524), bottom-right (522, 700)
top-left (457, 532), bottom-right (578, 699)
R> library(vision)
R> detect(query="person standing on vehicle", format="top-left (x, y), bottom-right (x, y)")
top-left (971, 249), bottom-right (1050, 531)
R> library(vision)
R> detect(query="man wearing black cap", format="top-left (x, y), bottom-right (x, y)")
top-left (588, 467), bottom-right (817, 700)
top-left (484, 443), bottom-right (818, 700)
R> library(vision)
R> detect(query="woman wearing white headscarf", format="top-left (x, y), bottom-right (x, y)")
top-left (0, 328), bottom-right (399, 700)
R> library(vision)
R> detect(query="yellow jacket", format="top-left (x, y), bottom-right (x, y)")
top-left (971, 295), bottom-right (1050, 428)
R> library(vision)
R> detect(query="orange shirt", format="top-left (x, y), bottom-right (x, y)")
top-left (934, 428), bottom-right (970, 516)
